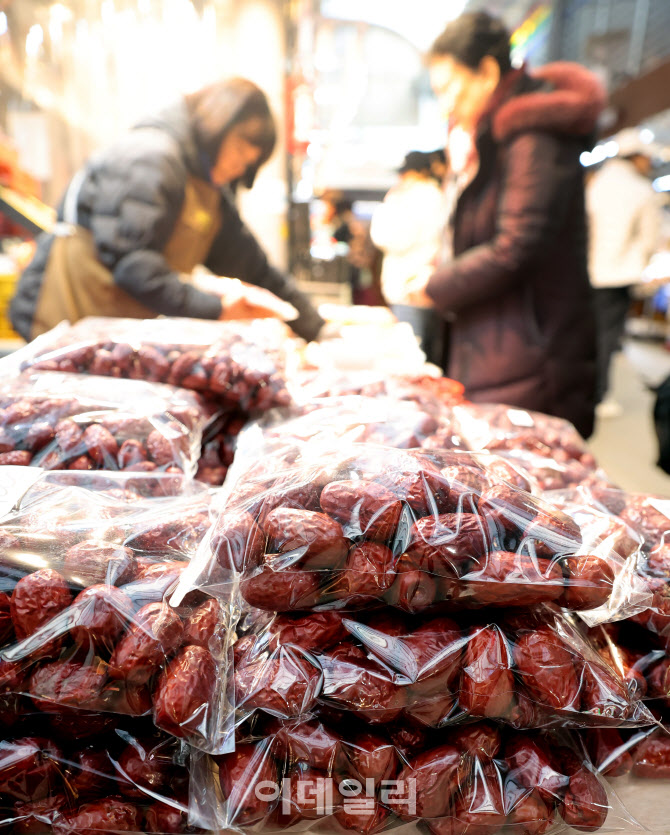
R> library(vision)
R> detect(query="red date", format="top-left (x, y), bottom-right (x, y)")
top-left (212, 511), bottom-right (265, 572)
top-left (83, 424), bottom-right (119, 464)
top-left (11, 569), bottom-right (72, 641)
top-left (275, 717), bottom-right (342, 770)
top-left (109, 602), bottom-right (184, 684)
top-left (389, 744), bottom-right (460, 819)
top-left (319, 479), bottom-right (402, 541)
top-left (29, 658), bottom-right (107, 713)
top-left (330, 542), bottom-right (395, 604)
top-left (558, 555), bottom-right (615, 611)
top-left (269, 611), bottom-right (348, 651)
top-left (70, 584), bottom-right (134, 651)
top-left (63, 540), bottom-right (136, 587)
top-left (459, 626), bottom-right (514, 718)
top-left (337, 730), bottom-right (398, 784)
top-left (240, 566), bottom-right (323, 611)
top-left (407, 513), bottom-right (488, 575)
top-left (264, 508), bottom-right (349, 571)
top-left (462, 552), bottom-right (563, 607)
top-left (235, 645), bottom-right (321, 718)
top-left (51, 797), bottom-right (142, 834)
top-left (514, 627), bottom-right (580, 711)
top-left (217, 741), bottom-right (279, 825)
top-left (558, 765), bottom-right (608, 832)
top-left (181, 599), bottom-right (222, 652)
top-left (0, 736), bottom-right (61, 802)
top-left (153, 644), bottom-right (217, 740)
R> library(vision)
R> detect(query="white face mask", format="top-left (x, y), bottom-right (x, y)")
top-left (447, 126), bottom-right (473, 174)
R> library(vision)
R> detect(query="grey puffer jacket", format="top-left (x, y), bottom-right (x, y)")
top-left (10, 99), bottom-right (324, 341)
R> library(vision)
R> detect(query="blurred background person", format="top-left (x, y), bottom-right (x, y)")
top-left (10, 77), bottom-right (324, 343)
top-left (587, 129), bottom-right (664, 417)
top-left (416, 11), bottom-right (605, 438)
top-left (370, 150), bottom-right (446, 365)
top-left (317, 189), bottom-right (383, 306)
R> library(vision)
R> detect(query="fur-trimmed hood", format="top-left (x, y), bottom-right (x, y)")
top-left (492, 62), bottom-right (606, 142)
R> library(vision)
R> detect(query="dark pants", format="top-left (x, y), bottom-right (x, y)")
top-left (593, 286), bottom-right (631, 402)
top-left (391, 304), bottom-right (444, 367)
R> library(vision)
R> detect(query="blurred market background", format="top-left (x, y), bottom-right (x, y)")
top-left (1, 0), bottom-right (670, 489)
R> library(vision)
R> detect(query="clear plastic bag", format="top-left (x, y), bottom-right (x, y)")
top-left (549, 486), bottom-right (670, 640)
top-left (0, 371), bottom-right (216, 478)
top-left (0, 469), bottom-right (234, 755)
top-left (15, 317), bottom-right (293, 413)
top-left (191, 715), bottom-right (640, 833)
top-left (290, 369), bottom-right (465, 411)
top-left (452, 403), bottom-right (605, 491)
top-left (188, 443), bottom-right (632, 622)
top-left (230, 603), bottom-right (652, 732)
top-left (237, 395), bottom-right (463, 456)
top-left (0, 720), bottom-right (210, 833)
top-left (196, 411), bottom-right (246, 487)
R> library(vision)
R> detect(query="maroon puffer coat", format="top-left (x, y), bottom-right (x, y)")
top-left (427, 63), bottom-right (606, 439)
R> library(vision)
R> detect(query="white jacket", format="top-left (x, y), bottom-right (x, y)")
top-left (587, 158), bottom-right (663, 288)
top-left (370, 176), bottom-right (445, 306)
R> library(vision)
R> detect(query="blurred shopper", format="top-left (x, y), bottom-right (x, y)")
top-left (371, 151), bottom-right (446, 365)
top-left (416, 12), bottom-right (605, 438)
top-left (318, 190), bottom-right (382, 306)
top-left (11, 78), bottom-right (324, 342)
top-left (319, 189), bottom-right (355, 248)
top-left (587, 129), bottom-right (663, 416)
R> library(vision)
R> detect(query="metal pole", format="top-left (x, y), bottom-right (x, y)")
top-left (628, 0), bottom-right (651, 77)
top-left (594, 0), bottom-right (610, 33)
top-left (547, 0), bottom-right (569, 62)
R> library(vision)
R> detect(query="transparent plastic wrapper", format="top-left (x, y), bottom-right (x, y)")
top-left (15, 316), bottom-right (293, 413)
top-left (580, 725), bottom-right (665, 780)
top-left (0, 468), bottom-right (234, 754)
top-left (236, 396), bottom-right (462, 457)
top-left (229, 603), bottom-right (653, 731)
top-left (550, 486), bottom-right (670, 640)
top-left (196, 412), bottom-right (246, 487)
top-left (190, 715), bottom-right (639, 834)
top-left (451, 403), bottom-right (607, 491)
top-left (186, 443), bottom-right (633, 622)
top-left (291, 369), bottom-right (465, 411)
top-left (0, 370), bottom-right (216, 477)
top-left (580, 622), bottom-right (659, 704)
top-left (0, 719), bottom-right (211, 833)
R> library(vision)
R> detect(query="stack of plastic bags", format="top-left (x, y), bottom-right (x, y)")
top-left (184, 440), bottom-right (652, 834)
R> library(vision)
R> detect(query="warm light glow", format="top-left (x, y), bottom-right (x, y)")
top-left (50, 3), bottom-right (73, 24)
top-left (25, 24), bottom-right (44, 57)
top-left (653, 175), bottom-right (670, 192)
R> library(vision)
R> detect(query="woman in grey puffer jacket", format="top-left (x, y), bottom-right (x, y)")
top-left (11, 77), bottom-right (324, 342)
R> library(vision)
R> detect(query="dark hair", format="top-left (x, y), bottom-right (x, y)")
top-left (398, 151), bottom-right (433, 174)
top-left (185, 77), bottom-right (276, 188)
top-left (429, 12), bottom-right (512, 75)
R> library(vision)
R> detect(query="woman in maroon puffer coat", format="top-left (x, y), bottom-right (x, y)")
top-left (420, 13), bottom-right (606, 439)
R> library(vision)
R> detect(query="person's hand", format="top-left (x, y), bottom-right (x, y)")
top-left (218, 296), bottom-right (282, 321)
top-left (403, 266), bottom-right (436, 308)
top-left (315, 321), bottom-right (344, 341)
top-left (215, 278), bottom-right (297, 322)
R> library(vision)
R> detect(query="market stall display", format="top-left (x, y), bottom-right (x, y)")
top-left (451, 403), bottom-right (619, 492)
top-left (230, 603), bottom-right (651, 730)
top-left (14, 317), bottom-right (294, 413)
top-left (0, 469), bottom-right (233, 756)
top-left (0, 371), bottom-right (214, 477)
top-left (192, 443), bottom-right (631, 621)
top-left (238, 395), bottom-right (460, 456)
top-left (0, 720), bottom-right (207, 834)
top-left (192, 714), bottom-right (636, 834)
top-left (2, 307), bottom-right (670, 832)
